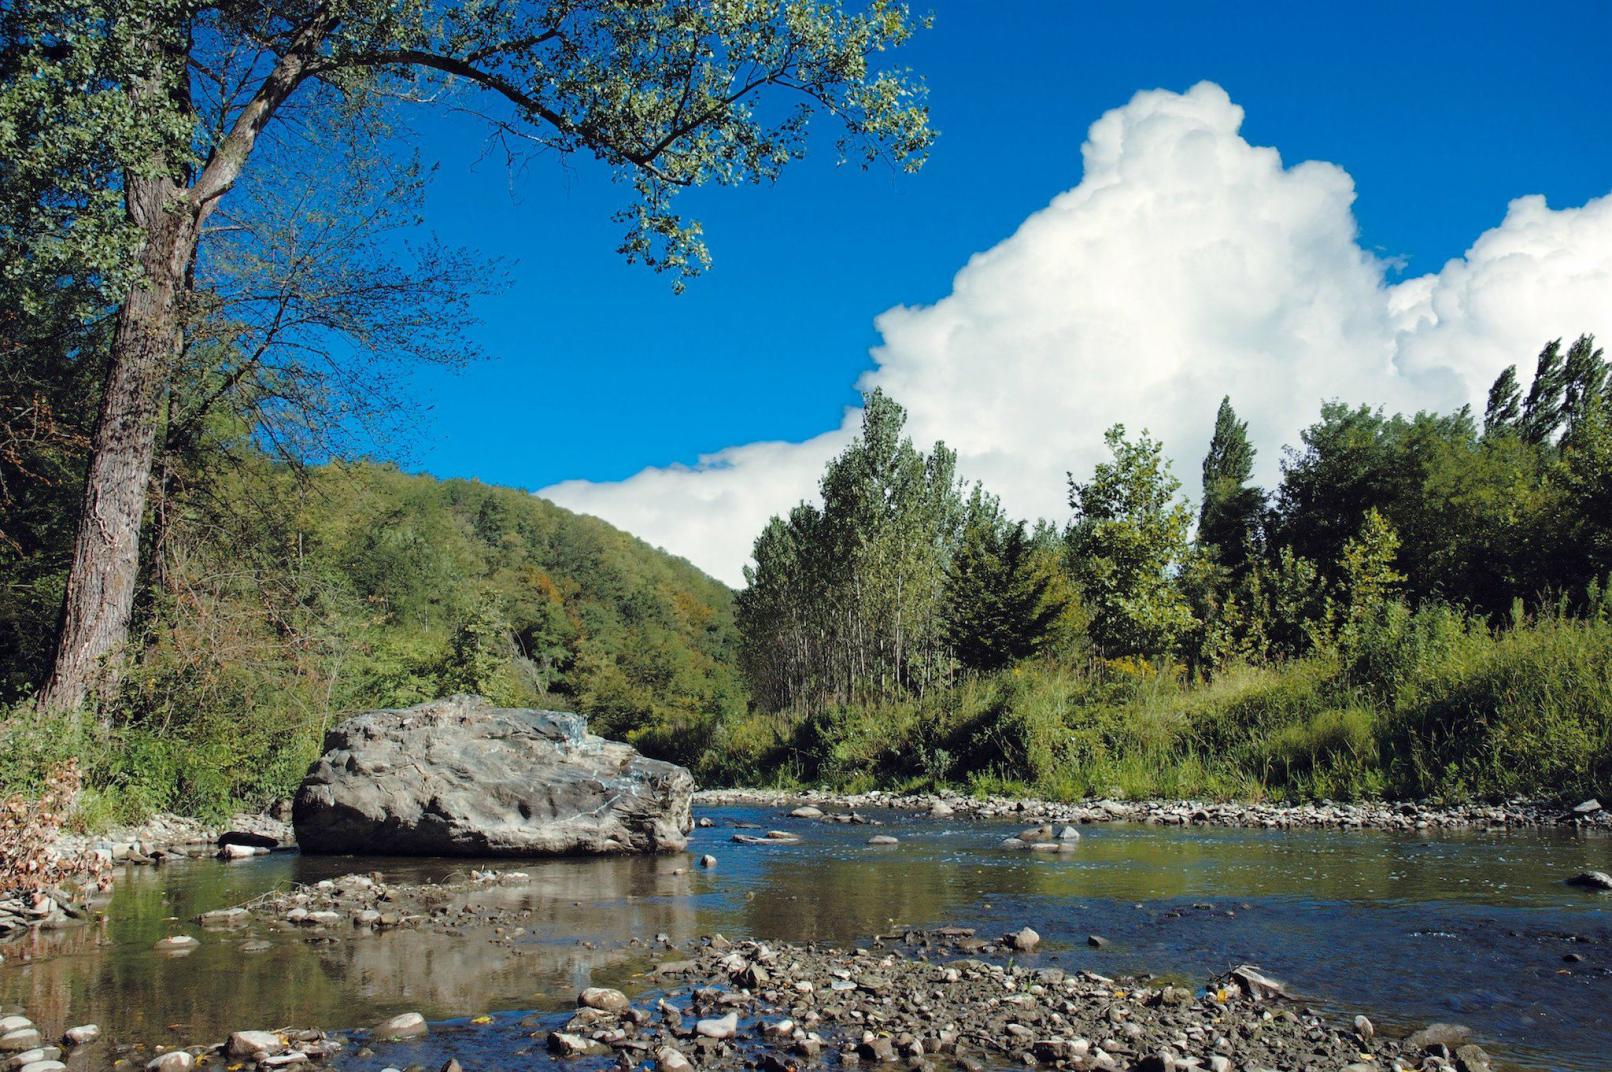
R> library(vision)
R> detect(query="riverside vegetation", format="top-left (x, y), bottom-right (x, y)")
top-left (4, 339), bottom-right (1611, 825)
top-left (1, 0), bottom-right (1606, 829)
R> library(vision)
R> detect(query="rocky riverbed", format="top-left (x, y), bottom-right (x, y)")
top-left (695, 788), bottom-right (1611, 833)
top-left (4, 916), bottom-right (1502, 1072)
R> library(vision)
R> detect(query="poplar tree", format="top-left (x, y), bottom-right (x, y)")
top-left (1197, 396), bottom-right (1263, 574)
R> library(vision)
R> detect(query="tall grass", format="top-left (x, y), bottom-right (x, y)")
top-left (708, 604), bottom-right (1612, 804)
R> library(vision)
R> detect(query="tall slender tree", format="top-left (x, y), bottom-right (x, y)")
top-left (1483, 365), bottom-right (1523, 437)
top-left (1520, 339), bottom-right (1570, 445)
top-left (1197, 396), bottom-right (1263, 574)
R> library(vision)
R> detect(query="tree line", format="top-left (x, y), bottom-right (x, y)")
top-left (737, 335), bottom-right (1612, 711)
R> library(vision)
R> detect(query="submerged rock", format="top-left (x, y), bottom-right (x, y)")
top-left (293, 696), bottom-right (694, 856)
top-left (1566, 870), bottom-right (1612, 891)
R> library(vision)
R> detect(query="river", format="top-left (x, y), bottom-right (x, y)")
top-left (3, 806), bottom-right (1608, 1071)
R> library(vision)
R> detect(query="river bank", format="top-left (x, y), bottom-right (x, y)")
top-left (694, 788), bottom-right (1612, 833)
top-left (0, 917), bottom-right (1465, 1072)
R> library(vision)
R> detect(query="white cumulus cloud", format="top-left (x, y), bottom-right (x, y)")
top-left (541, 81), bottom-right (1612, 587)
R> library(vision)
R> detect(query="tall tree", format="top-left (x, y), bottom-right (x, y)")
top-left (1197, 396), bottom-right (1263, 573)
top-left (738, 390), bottom-right (962, 710)
top-left (1561, 334), bottom-right (1608, 445)
top-left (1483, 365), bottom-right (1522, 437)
top-left (1520, 339), bottom-right (1569, 445)
top-left (1066, 425), bottom-right (1196, 659)
top-left (943, 488), bottom-right (1064, 673)
top-left (8, 0), bottom-right (934, 713)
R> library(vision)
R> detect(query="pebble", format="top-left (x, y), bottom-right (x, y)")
top-left (226, 1031), bottom-right (282, 1058)
top-left (579, 988), bottom-right (630, 1014)
top-left (696, 1013), bottom-right (738, 1040)
top-left (656, 1047), bottom-right (692, 1072)
top-left (694, 788), bottom-right (1612, 833)
top-left (1006, 926), bottom-right (1041, 951)
top-left (61, 1026), bottom-right (99, 1047)
top-left (371, 1013), bottom-right (427, 1040)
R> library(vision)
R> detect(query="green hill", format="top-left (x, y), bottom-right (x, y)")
top-left (0, 459), bottom-right (745, 822)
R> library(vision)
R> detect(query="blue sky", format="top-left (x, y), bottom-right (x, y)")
top-left (377, 2), bottom-right (1612, 583)
top-left (395, 1), bottom-right (1612, 494)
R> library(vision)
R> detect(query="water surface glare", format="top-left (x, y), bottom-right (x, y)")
top-left (2, 806), bottom-right (1608, 1071)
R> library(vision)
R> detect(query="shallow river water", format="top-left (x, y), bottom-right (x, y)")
top-left (3, 806), bottom-right (1609, 1071)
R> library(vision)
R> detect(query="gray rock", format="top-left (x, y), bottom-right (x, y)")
top-left (146, 1053), bottom-right (192, 1072)
top-left (0, 1032), bottom-right (40, 1053)
top-left (226, 1032), bottom-right (282, 1058)
top-left (293, 697), bottom-right (693, 856)
top-left (371, 1013), bottom-right (428, 1041)
top-left (61, 1026), bottom-right (99, 1047)
top-left (217, 843), bottom-right (267, 860)
top-left (856, 1037), bottom-right (897, 1062)
top-left (218, 830), bottom-right (280, 850)
top-left (867, 835), bottom-right (899, 846)
top-left (1225, 964), bottom-right (1290, 1000)
top-left (695, 1013), bottom-right (738, 1040)
top-left (578, 988), bottom-right (629, 1014)
top-left (698, 854), bottom-right (717, 869)
top-left (1454, 1043), bottom-right (1493, 1072)
top-left (1566, 870), bottom-right (1612, 890)
top-left (1407, 1022), bottom-right (1471, 1051)
top-left (1006, 927), bottom-right (1040, 952)
top-left (655, 1047), bottom-right (692, 1072)
top-left (546, 1032), bottom-right (605, 1057)
top-left (153, 935), bottom-right (198, 953)
top-left (1353, 1014), bottom-right (1374, 1042)
top-left (789, 806), bottom-right (823, 819)
top-left (1571, 798), bottom-right (1602, 815)
top-left (5, 1048), bottom-right (55, 1069)
top-left (18, 1061), bottom-right (64, 1072)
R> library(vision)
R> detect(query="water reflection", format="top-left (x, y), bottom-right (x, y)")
top-left (1, 808), bottom-right (1608, 1072)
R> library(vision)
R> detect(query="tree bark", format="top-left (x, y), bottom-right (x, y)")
top-left (38, 175), bottom-right (196, 715)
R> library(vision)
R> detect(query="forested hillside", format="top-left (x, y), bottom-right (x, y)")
top-left (1, 454), bottom-right (744, 821)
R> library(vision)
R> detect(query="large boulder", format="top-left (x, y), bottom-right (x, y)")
top-left (293, 697), bottom-right (694, 856)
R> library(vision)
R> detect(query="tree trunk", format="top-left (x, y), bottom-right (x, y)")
top-left (38, 176), bottom-right (196, 715)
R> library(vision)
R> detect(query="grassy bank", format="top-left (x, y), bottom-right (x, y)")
top-left (698, 604), bottom-right (1612, 805)
top-left (7, 601), bottom-right (1608, 832)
